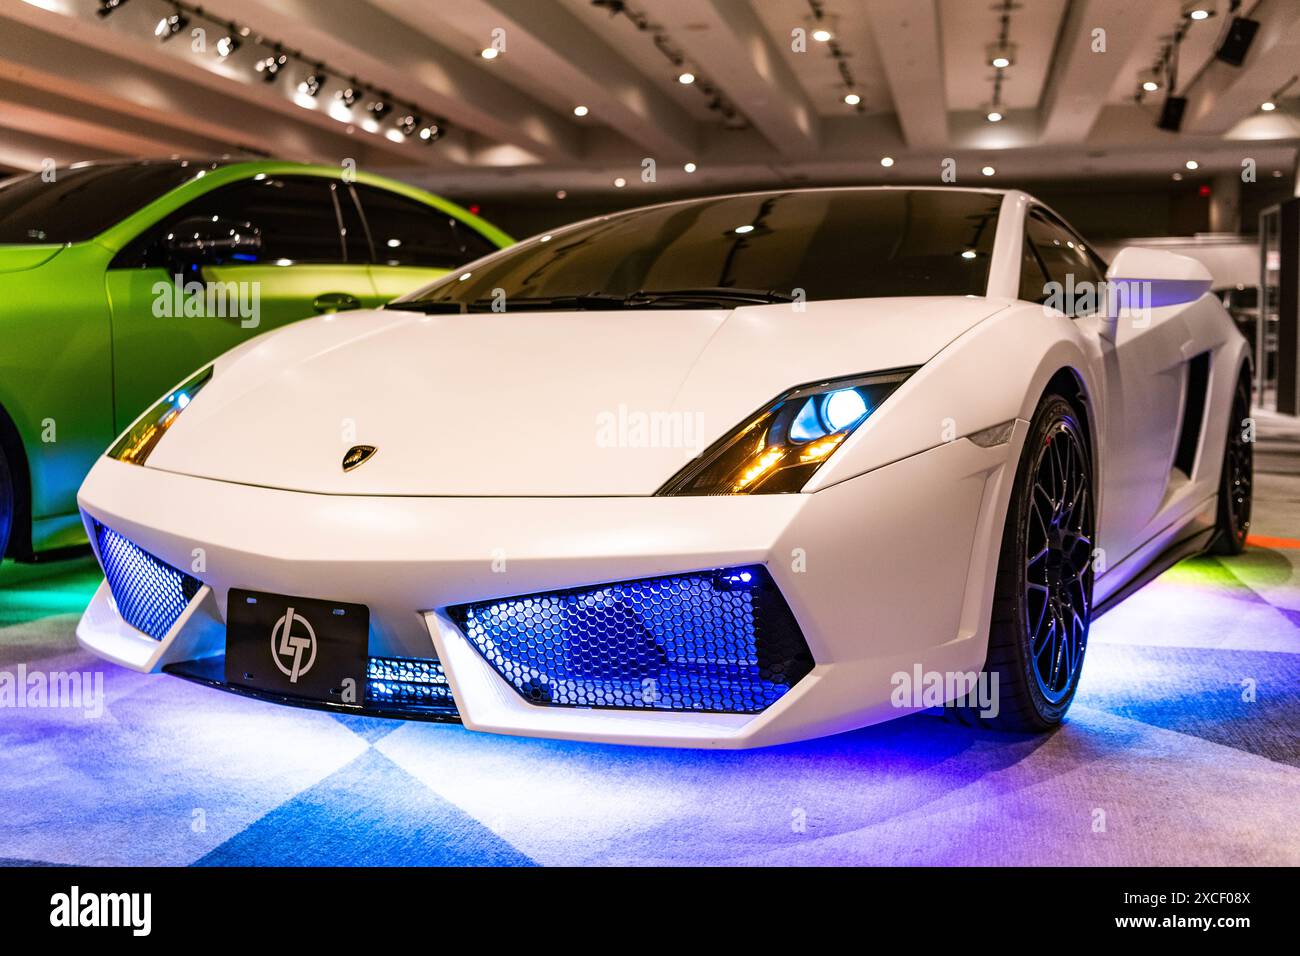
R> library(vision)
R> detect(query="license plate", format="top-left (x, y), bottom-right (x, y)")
top-left (225, 589), bottom-right (369, 702)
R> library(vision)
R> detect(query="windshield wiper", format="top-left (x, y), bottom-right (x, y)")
top-left (386, 288), bottom-right (794, 314)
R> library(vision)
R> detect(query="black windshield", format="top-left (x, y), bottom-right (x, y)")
top-left (401, 189), bottom-right (1002, 307)
top-left (0, 161), bottom-right (226, 244)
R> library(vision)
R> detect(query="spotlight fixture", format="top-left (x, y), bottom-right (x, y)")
top-left (986, 43), bottom-right (1016, 69)
top-left (96, 0), bottom-right (129, 18)
top-left (981, 165), bottom-right (996, 176)
top-left (573, 105), bottom-right (589, 117)
top-left (480, 47), bottom-right (499, 59)
top-left (367, 99), bottom-right (390, 118)
top-left (397, 114), bottom-right (418, 136)
top-left (418, 123), bottom-right (442, 143)
top-left (843, 92), bottom-right (861, 106)
top-left (880, 156), bottom-right (894, 167)
top-left (1261, 101), bottom-right (1276, 111)
top-left (154, 8), bottom-right (187, 41)
top-left (678, 72), bottom-right (695, 85)
top-left (298, 73), bottom-right (324, 97)
top-left (1185, 159), bottom-right (1199, 170)
top-left (987, 110), bottom-right (1003, 122)
top-left (613, 177), bottom-right (627, 188)
top-left (1185, 3), bottom-right (1212, 21)
top-left (1172, 172), bottom-right (1183, 180)
top-left (215, 34), bottom-right (241, 57)
top-left (255, 53), bottom-right (287, 80)
top-left (1142, 79), bottom-right (1160, 92)
top-left (812, 28), bottom-right (832, 42)
top-left (683, 162), bottom-right (697, 173)
top-left (337, 87), bottom-right (358, 107)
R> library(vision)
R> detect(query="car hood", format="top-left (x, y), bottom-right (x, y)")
top-left (144, 296), bottom-right (1002, 495)
top-left (0, 244), bottom-right (65, 273)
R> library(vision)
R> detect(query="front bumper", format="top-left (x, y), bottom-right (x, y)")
top-left (76, 433), bottom-right (1017, 748)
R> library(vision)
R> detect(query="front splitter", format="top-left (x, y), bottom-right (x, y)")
top-left (162, 655), bottom-right (464, 724)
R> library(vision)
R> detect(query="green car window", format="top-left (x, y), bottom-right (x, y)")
top-left (0, 161), bottom-right (225, 244)
top-left (353, 183), bottom-right (499, 268)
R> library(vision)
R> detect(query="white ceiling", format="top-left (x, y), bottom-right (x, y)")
top-left (0, 0), bottom-right (1297, 196)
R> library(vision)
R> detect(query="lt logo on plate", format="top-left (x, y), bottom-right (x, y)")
top-left (271, 607), bottom-right (316, 684)
top-left (342, 444), bottom-right (378, 472)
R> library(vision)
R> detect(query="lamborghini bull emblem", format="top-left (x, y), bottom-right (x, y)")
top-left (342, 444), bottom-right (378, 472)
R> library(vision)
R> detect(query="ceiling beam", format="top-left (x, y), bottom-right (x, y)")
top-left (370, 0), bottom-right (698, 161)
top-left (1039, 0), bottom-right (1157, 144)
top-left (214, 0), bottom-right (580, 162)
top-left (862, 0), bottom-right (949, 148)
top-left (644, 0), bottom-right (818, 156)
top-left (0, 4), bottom-right (426, 168)
top-left (1182, 0), bottom-right (1300, 135)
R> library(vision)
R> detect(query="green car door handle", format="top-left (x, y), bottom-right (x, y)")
top-left (311, 292), bottom-right (362, 313)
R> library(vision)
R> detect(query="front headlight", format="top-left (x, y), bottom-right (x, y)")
top-left (108, 366), bottom-right (213, 466)
top-left (657, 368), bottom-right (916, 495)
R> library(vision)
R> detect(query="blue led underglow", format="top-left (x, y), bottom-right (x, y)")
top-left (365, 657), bottom-right (455, 708)
top-left (93, 522), bottom-right (200, 640)
top-left (447, 566), bottom-right (813, 714)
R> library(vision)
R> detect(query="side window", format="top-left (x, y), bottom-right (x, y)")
top-left (354, 184), bottom-right (496, 268)
top-left (112, 176), bottom-right (345, 268)
top-left (1018, 231), bottom-right (1050, 304)
top-left (1025, 210), bottom-right (1106, 316)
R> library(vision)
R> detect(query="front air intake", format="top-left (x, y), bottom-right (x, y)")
top-left (447, 566), bottom-right (813, 714)
top-left (92, 521), bottom-right (201, 640)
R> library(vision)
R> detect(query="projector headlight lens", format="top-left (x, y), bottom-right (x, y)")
top-left (658, 368), bottom-right (915, 495)
top-left (108, 366), bottom-right (213, 466)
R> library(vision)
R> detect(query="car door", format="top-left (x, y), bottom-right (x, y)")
top-left (104, 175), bottom-right (378, 429)
top-left (350, 183), bottom-right (502, 299)
top-left (1025, 208), bottom-right (1190, 564)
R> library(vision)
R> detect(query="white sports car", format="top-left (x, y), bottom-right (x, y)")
top-left (76, 187), bottom-right (1252, 748)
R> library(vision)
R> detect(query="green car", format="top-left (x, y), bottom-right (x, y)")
top-left (0, 159), bottom-right (512, 561)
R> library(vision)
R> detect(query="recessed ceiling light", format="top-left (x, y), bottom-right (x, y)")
top-left (843, 92), bottom-right (861, 106)
top-left (991, 55), bottom-right (1011, 69)
top-left (573, 105), bottom-right (589, 117)
top-left (1185, 159), bottom-right (1199, 170)
top-left (880, 156), bottom-right (894, 167)
top-left (480, 47), bottom-right (498, 59)
top-left (981, 165), bottom-right (995, 176)
top-left (987, 111), bottom-right (1003, 122)
top-left (961, 250), bottom-right (977, 259)
top-left (683, 162), bottom-right (697, 173)
top-left (1273, 169), bottom-right (1284, 177)
top-left (1188, 7), bottom-right (1210, 20)
top-left (613, 177), bottom-right (626, 188)
top-left (734, 224), bottom-right (755, 234)
top-left (678, 72), bottom-right (695, 85)
top-left (1172, 172), bottom-right (1184, 180)
top-left (1142, 80), bottom-right (1160, 92)
top-left (556, 189), bottom-right (567, 199)
top-left (1261, 101), bottom-right (1276, 111)
top-left (812, 28), bottom-right (832, 42)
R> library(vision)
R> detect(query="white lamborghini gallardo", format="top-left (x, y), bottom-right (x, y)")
top-left (75, 187), bottom-right (1252, 748)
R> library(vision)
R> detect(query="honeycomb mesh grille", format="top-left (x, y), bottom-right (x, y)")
top-left (366, 657), bottom-right (455, 708)
top-left (447, 566), bottom-right (812, 713)
top-left (93, 521), bottom-right (201, 640)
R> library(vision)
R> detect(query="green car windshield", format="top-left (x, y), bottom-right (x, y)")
top-left (0, 161), bottom-right (226, 244)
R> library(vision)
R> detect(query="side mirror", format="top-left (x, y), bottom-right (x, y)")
top-left (1100, 247), bottom-right (1213, 340)
top-left (164, 216), bottom-right (263, 270)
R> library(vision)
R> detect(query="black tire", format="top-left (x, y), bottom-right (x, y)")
top-left (0, 444), bottom-right (12, 563)
top-left (975, 394), bottom-right (1095, 732)
top-left (1210, 374), bottom-right (1252, 556)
